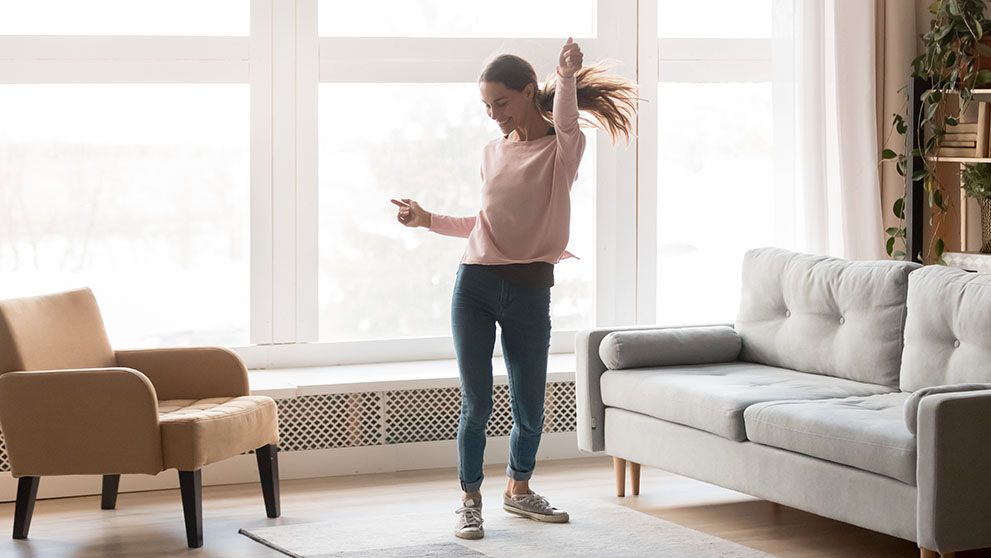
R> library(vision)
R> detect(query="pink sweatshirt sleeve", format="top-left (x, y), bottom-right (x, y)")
top-left (429, 214), bottom-right (476, 238)
top-left (553, 71), bottom-right (586, 179)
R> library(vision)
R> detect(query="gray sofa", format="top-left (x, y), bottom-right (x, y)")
top-left (576, 247), bottom-right (991, 558)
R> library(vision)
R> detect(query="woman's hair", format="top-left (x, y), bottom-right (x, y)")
top-left (479, 54), bottom-right (638, 144)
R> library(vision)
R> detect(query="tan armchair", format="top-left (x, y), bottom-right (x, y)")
top-left (0, 288), bottom-right (280, 548)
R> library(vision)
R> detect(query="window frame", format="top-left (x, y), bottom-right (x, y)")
top-left (0, 0), bottom-right (657, 368)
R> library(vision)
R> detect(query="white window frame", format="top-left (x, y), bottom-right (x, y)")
top-left (635, 0), bottom-right (772, 325)
top-left (0, 0), bottom-right (639, 369)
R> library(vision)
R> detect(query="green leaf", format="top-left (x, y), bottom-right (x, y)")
top-left (893, 250), bottom-right (907, 260)
top-left (881, 148), bottom-right (897, 159)
top-left (947, 116), bottom-right (959, 126)
top-left (978, 69), bottom-right (991, 86)
top-left (936, 257), bottom-right (948, 266)
top-left (935, 188), bottom-right (945, 209)
top-left (894, 197), bottom-right (905, 218)
top-left (886, 236), bottom-right (896, 256)
top-left (886, 227), bottom-right (901, 235)
top-left (914, 168), bottom-right (928, 182)
top-left (978, 19), bottom-right (984, 39)
top-left (936, 237), bottom-right (945, 257)
top-left (977, 41), bottom-right (991, 56)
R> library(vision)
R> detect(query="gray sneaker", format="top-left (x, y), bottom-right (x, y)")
top-left (503, 491), bottom-right (570, 523)
top-left (455, 498), bottom-right (484, 540)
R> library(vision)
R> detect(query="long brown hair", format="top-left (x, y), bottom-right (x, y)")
top-left (479, 54), bottom-right (638, 144)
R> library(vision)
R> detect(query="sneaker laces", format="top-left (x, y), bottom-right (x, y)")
top-left (456, 501), bottom-right (483, 529)
top-left (512, 492), bottom-right (553, 512)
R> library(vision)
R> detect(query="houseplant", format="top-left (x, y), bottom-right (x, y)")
top-left (960, 162), bottom-right (991, 252)
top-left (882, 0), bottom-right (991, 263)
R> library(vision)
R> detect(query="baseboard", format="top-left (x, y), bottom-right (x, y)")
top-left (0, 432), bottom-right (588, 503)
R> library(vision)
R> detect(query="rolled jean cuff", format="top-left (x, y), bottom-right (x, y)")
top-left (461, 477), bottom-right (484, 493)
top-left (507, 465), bottom-right (533, 482)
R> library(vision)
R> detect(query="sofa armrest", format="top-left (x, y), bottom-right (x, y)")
top-left (904, 383), bottom-right (991, 435)
top-left (599, 325), bottom-right (741, 370)
top-left (0, 368), bottom-right (163, 476)
top-left (575, 323), bottom-right (733, 453)
top-left (116, 346), bottom-right (250, 401)
top-left (916, 390), bottom-right (991, 553)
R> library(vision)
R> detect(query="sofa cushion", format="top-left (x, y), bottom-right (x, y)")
top-left (735, 248), bottom-right (919, 388)
top-left (900, 265), bottom-right (991, 392)
top-left (600, 361), bottom-right (894, 441)
top-left (598, 326), bottom-right (741, 370)
top-left (744, 393), bottom-right (916, 484)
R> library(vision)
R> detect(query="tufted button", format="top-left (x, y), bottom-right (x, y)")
top-left (784, 310), bottom-right (791, 318)
top-left (954, 339), bottom-right (961, 348)
top-left (838, 316), bottom-right (845, 325)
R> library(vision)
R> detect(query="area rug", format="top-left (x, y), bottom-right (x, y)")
top-left (239, 498), bottom-right (775, 558)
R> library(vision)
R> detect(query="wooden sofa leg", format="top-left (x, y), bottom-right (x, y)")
top-left (101, 474), bottom-right (120, 510)
top-left (920, 549), bottom-right (956, 558)
top-left (178, 470), bottom-right (203, 548)
top-left (630, 461), bottom-right (641, 496)
top-left (614, 457), bottom-right (626, 497)
top-left (256, 444), bottom-right (281, 518)
top-left (12, 476), bottom-right (40, 540)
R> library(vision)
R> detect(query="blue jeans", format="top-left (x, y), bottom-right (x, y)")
top-left (452, 264), bottom-right (552, 493)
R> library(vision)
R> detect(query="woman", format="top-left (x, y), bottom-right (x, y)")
top-left (391, 37), bottom-right (636, 540)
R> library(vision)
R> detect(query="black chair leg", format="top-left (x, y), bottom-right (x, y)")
top-left (101, 474), bottom-right (120, 510)
top-left (13, 476), bottom-right (40, 540)
top-left (256, 444), bottom-right (281, 518)
top-left (178, 470), bottom-right (203, 548)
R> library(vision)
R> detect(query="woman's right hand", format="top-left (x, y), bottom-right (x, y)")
top-left (391, 198), bottom-right (432, 228)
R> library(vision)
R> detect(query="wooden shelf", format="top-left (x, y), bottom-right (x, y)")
top-left (944, 251), bottom-right (991, 273)
top-left (929, 157), bottom-right (991, 163)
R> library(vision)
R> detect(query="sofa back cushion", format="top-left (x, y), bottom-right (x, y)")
top-left (900, 265), bottom-right (991, 392)
top-left (736, 248), bottom-right (920, 387)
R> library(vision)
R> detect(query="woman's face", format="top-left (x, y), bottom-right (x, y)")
top-left (479, 80), bottom-right (535, 136)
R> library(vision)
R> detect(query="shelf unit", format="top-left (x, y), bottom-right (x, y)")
top-left (905, 77), bottom-right (988, 266)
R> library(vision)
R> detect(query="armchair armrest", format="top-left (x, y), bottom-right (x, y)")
top-left (575, 324), bottom-right (733, 453)
top-left (115, 347), bottom-right (250, 401)
top-left (0, 368), bottom-right (162, 476)
top-left (916, 390), bottom-right (991, 554)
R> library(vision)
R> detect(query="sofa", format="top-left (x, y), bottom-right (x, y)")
top-left (576, 247), bottom-right (991, 558)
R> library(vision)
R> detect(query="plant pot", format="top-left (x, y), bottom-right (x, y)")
top-left (981, 198), bottom-right (991, 253)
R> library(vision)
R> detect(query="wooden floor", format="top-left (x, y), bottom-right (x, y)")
top-left (0, 456), bottom-right (985, 558)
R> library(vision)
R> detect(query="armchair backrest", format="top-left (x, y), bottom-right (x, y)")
top-left (0, 288), bottom-right (116, 374)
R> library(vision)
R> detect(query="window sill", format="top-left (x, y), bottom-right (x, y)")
top-left (247, 352), bottom-right (577, 399)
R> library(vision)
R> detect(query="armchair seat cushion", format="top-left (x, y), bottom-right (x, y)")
top-left (158, 396), bottom-right (278, 471)
top-left (744, 392), bottom-right (916, 484)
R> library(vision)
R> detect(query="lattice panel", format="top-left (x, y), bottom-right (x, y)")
top-left (383, 381), bottom-right (576, 445)
top-left (384, 387), bottom-right (461, 444)
top-left (0, 381), bottom-right (576, 470)
top-left (0, 430), bottom-right (7, 473)
top-left (276, 392), bottom-right (383, 451)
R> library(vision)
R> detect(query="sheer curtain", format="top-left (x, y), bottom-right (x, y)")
top-left (772, 0), bottom-right (884, 260)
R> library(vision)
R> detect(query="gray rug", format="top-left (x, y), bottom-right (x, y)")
top-left (239, 499), bottom-right (775, 558)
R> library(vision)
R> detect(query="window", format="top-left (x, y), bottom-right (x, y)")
top-left (0, 0), bottom-right (248, 35)
top-left (638, 0), bottom-right (775, 326)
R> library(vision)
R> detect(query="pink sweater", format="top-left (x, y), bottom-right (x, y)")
top-left (429, 73), bottom-right (586, 264)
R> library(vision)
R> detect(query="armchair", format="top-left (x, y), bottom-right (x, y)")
top-left (0, 287), bottom-right (280, 548)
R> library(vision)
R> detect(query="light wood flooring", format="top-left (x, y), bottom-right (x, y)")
top-left (0, 456), bottom-right (986, 558)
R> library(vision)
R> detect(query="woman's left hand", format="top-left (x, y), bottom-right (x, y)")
top-left (558, 37), bottom-right (583, 78)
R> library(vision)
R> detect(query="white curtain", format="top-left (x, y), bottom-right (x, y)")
top-left (772, 0), bottom-right (884, 260)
